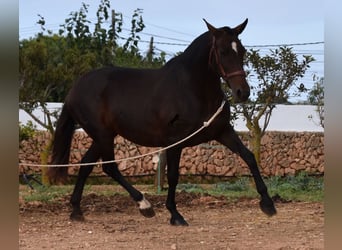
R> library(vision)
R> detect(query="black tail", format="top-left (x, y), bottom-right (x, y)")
top-left (47, 104), bottom-right (76, 184)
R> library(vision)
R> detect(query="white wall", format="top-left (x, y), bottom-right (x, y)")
top-left (19, 103), bottom-right (324, 132)
top-left (232, 105), bottom-right (324, 132)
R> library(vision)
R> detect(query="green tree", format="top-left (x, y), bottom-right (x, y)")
top-left (19, 1), bottom-right (165, 184)
top-left (308, 76), bottom-right (324, 128)
top-left (230, 47), bottom-right (314, 165)
top-left (20, 1), bottom-right (166, 129)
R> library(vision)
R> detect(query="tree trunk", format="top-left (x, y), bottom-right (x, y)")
top-left (40, 138), bottom-right (52, 185)
top-left (250, 128), bottom-right (262, 167)
top-left (245, 116), bottom-right (262, 167)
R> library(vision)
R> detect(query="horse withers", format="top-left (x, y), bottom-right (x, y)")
top-left (48, 19), bottom-right (276, 226)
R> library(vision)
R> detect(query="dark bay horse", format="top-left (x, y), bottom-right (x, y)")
top-left (48, 19), bottom-right (276, 226)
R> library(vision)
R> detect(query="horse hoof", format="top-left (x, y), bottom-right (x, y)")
top-left (139, 207), bottom-right (156, 218)
top-left (70, 212), bottom-right (85, 221)
top-left (260, 199), bottom-right (277, 217)
top-left (170, 217), bottom-right (189, 226)
top-left (138, 196), bottom-right (155, 218)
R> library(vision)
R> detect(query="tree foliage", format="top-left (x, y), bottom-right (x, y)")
top-left (19, 1), bottom-right (166, 184)
top-left (307, 75), bottom-right (324, 128)
top-left (19, 0), bottom-right (166, 133)
top-left (19, 121), bottom-right (36, 143)
top-left (230, 47), bottom-right (314, 165)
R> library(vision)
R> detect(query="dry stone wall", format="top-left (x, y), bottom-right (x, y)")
top-left (19, 131), bottom-right (324, 177)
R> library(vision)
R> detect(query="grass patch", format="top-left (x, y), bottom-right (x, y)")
top-left (177, 173), bottom-right (323, 202)
top-left (177, 183), bottom-right (205, 193)
top-left (19, 183), bottom-right (148, 203)
top-left (265, 172), bottom-right (324, 202)
top-left (178, 178), bottom-right (258, 201)
top-left (20, 185), bottom-right (74, 203)
top-left (19, 172), bottom-right (323, 204)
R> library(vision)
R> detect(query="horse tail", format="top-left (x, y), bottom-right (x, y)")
top-left (47, 104), bottom-right (76, 184)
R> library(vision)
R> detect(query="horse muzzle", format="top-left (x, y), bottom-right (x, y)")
top-left (234, 85), bottom-right (250, 102)
top-left (223, 70), bottom-right (250, 102)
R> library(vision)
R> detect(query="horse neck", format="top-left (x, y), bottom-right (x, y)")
top-left (181, 33), bottom-right (223, 95)
top-left (183, 32), bottom-right (212, 70)
top-left (165, 32), bottom-right (221, 86)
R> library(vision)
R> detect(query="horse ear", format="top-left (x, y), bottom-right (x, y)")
top-left (203, 19), bottom-right (218, 34)
top-left (233, 18), bottom-right (248, 35)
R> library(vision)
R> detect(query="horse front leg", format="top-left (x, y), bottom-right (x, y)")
top-left (166, 147), bottom-right (189, 226)
top-left (216, 126), bottom-right (277, 216)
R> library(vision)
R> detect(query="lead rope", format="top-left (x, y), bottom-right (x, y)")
top-left (19, 100), bottom-right (226, 168)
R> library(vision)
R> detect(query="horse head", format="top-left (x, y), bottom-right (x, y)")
top-left (204, 18), bottom-right (250, 102)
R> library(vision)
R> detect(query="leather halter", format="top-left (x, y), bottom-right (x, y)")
top-left (209, 37), bottom-right (246, 79)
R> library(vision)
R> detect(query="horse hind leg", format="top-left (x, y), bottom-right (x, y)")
top-left (100, 136), bottom-right (155, 218)
top-left (70, 142), bottom-right (101, 221)
top-left (102, 162), bottom-right (156, 218)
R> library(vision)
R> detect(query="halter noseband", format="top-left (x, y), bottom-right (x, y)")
top-left (209, 37), bottom-right (246, 79)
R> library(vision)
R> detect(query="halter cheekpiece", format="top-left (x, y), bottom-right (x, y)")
top-left (209, 36), bottom-right (246, 79)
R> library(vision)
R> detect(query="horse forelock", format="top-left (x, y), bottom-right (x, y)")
top-left (221, 26), bottom-right (234, 35)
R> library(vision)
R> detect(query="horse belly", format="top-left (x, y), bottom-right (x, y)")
top-left (106, 106), bottom-right (166, 147)
top-left (115, 123), bottom-right (166, 147)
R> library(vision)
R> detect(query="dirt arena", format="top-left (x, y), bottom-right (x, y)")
top-left (19, 188), bottom-right (324, 250)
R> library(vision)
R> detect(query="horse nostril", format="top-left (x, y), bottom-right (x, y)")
top-left (237, 89), bottom-right (242, 98)
top-left (235, 88), bottom-right (250, 102)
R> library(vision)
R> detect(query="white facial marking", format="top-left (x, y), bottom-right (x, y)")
top-left (138, 196), bottom-right (151, 210)
top-left (231, 41), bottom-right (238, 53)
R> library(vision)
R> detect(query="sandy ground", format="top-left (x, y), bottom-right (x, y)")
top-left (19, 188), bottom-right (324, 250)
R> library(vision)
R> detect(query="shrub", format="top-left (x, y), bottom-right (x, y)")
top-left (19, 121), bottom-right (36, 142)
